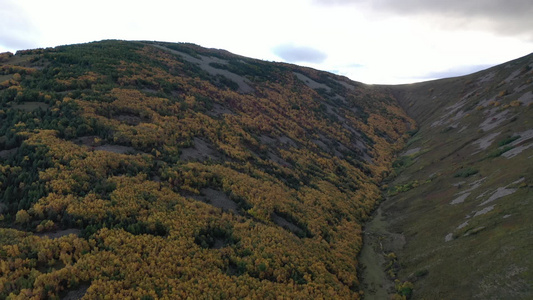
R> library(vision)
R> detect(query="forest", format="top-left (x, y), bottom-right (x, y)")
top-left (0, 40), bottom-right (414, 299)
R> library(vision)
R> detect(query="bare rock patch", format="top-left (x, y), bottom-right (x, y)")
top-left (180, 137), bottom-right (219, 161)
top-left (472, 132), bottom-right (501, 150)
top-left (293, 72), bottom-right (331, 92)
top-left (479, 110), bottom-right (514, 132)
top-left (37, 228), bottom-right (81, 239)
top-left (194, 188), bottom-right (239, 214)
top-left (517, 91), bottom-right (533, 106)
top-left (271, 212), bottom-right (304, 235)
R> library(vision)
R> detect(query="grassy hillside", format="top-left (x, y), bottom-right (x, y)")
top-left (0, 40), bottom-right (414, 299)
top-left (375, 53), bottom-right (533, 299)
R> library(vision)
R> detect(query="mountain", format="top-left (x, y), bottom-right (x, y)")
top-left (0, 40), bottom-right (413, 299)
top-left (0, 40), bottom-right (531, 299)
top-left (362, 53), bottom-right (533, 299)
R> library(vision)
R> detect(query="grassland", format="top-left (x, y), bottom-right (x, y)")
top-left (372, 53), bottom-right (533, 299)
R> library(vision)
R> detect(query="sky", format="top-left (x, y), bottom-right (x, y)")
top-left (1, 0), bottom-right (532, 84)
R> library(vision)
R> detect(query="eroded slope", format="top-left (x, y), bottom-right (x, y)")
top-left (379, 53), bottom-right (533, 299)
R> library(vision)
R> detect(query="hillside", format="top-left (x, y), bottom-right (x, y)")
top-left (1, 40), bottom-right (531, 300)
top-left (0, 40), bottom-right (414, 299)
top-left (365, 53), bottom-right (532, 299)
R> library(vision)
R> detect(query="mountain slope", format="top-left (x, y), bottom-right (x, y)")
top-left (0, 40), bottom-right (414, 299)
top-left (374, 53), bottom-right (533, 299)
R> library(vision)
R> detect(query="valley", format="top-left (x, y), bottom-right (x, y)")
top-left (0, 41), bottom-right (531, 299)
top-left (364, 53), bottom-right (533, 299)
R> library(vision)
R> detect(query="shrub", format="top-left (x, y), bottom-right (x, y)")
top-left (415, 269), bottom-right (429, 277)
top-left (487, 146), bottom-right (513, 158)
top-left (396, 281), bottom-right (414, 299)
top-left (15, 209), bottom-right (30, 224)
top-left (497, 135), bottom-right (519, 147)
top-left (453, 167), bottom-right (478, 178)
top-left (510, 100), bottom-right (521, 107)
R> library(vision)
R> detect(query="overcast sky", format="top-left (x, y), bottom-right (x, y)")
top-left (1, 0), bottom-right (532, 84)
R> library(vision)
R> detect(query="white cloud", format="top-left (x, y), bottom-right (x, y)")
top-left (0, 1), bottom-right (40, 51)
top-left (420, 64), bottom-right (494, 80)
top-left (273, 44), bottom-right (327, 63)
top-left (0, 0), bottom-right (531, 84)
top-left (313, 0), bottom-right (533, 39)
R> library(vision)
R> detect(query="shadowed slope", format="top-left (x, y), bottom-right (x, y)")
top-left (375, 53), bottom-right (533, 299)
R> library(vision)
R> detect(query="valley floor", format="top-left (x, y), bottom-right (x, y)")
top-left (358, 207), bottom-right (395, 299)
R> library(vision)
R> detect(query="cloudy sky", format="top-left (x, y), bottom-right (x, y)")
top-left (1, 0), bottom-right (532, 84)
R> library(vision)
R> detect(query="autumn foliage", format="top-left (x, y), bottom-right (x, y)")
top-left (0, 41), bottom-right (414, 298)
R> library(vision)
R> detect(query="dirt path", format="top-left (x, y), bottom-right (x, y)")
top-left (359, 206), bottom-right (396, 299)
